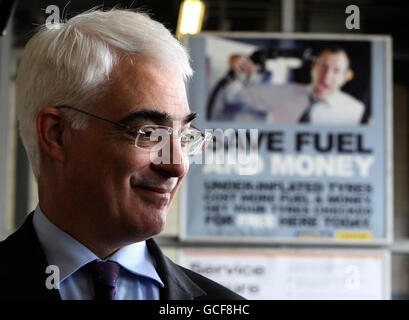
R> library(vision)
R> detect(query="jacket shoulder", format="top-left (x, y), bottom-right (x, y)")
top-left (0, 214), bottom-right (59, 300)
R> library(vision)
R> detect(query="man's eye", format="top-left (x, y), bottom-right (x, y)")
top-left (140, 127), bottom-right (169, 141)
top-left (140, 126), bottom-right (159, 136)
top-left (143, 130), bottom-right (154, 137)
top-left (181, 133), bottom-right (194, 141)
top-left (180, 133), bottom-right (195, 146)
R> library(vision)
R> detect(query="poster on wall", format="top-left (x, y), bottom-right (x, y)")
top-left (177, 249), bottom-right (390, 300)
top-left (181, 33), bottom-right (392, 243)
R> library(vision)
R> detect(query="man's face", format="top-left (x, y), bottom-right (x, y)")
top-left (64, 57), bottom-right (191, 243)
top-left (311, 50), bottom-right (349, 99)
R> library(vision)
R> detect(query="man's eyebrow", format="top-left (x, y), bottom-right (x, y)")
top-left (119, 109), bottom-right (198, 126)
top-left (119, 109), bottom-right (172, 125)
top-left (183, 112), bottom-right (198, 124)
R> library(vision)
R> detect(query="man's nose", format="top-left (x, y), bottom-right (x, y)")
top-left (321, 68), bottom-right (331, 83)
top-left (151, 137), bottom-right (189, 177)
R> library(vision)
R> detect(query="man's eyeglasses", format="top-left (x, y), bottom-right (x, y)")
top-left (54, 105), bottom-right (213, 155)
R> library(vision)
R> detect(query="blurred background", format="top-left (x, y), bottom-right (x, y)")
top-left (1, 0), bottom-right (409, 299)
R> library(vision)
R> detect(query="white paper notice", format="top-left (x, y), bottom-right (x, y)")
top-left (177, 250), bottom-right (388, 300)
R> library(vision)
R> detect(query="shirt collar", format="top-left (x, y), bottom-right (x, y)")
top-left (325, 89), bottom-right (342, 106)
top-left (307, 85), bottom-right (340, 106)
top-left (32, 205), bottom-right (164, 287)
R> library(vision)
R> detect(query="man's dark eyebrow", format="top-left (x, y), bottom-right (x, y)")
top-left (119, 109), bottom-right (198, 126)
top-left (119, 109), bottom-right (172, 126)
top-left (183, 112), bottom-right (198, 124)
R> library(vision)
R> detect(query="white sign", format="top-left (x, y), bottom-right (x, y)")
top-left (178, 249), bottom-right (389, 299)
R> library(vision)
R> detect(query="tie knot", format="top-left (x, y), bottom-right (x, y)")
top-left (309, 94), bottom-right (327, 105)
top-left (87, 260), bottom-right (121, 288)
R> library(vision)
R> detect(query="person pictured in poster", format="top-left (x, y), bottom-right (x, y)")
top-left (207, 46), bottom-right (367, 125)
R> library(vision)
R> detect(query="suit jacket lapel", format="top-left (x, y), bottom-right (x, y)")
top-left (146, 239), bottom-right (206, 300)
top-left (0, 213), bottom-right (61, 300)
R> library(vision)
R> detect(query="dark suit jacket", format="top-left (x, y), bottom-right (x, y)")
top-left (0, 213), bottom-right (243, 300)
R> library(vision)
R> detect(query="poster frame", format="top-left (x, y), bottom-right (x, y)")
top-left (179, 32), bottom-right (393, 246)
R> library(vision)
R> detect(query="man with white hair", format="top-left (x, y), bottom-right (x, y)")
top-left (0, 9), bottom-right (242, 300)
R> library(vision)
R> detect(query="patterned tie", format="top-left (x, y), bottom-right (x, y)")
top-left (87, 260), bottom-right (121, 300)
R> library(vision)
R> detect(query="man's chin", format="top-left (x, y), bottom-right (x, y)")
top-left (124, 211), bottom-right (167, 241)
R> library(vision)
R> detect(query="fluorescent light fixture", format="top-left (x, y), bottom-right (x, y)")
top-left (176, 0), bottom-right (205, 40)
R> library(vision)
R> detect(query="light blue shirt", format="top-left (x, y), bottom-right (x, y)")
top-left (32, 205), bottom-right (164, 300)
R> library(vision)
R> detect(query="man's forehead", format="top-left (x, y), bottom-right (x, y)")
top-left (102, 55), bottom-right (191, 124)
top-left (318, 50), bottom-right (349, 67)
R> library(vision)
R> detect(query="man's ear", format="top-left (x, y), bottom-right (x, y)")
top-left (345, 68), bottom-right (354, 82)
top-left (36, 107), bottom-right (67, 162)
top-left (310, 62), bottom-right (317, 78)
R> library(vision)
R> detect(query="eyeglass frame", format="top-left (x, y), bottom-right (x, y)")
top-left (53, 105), bottom-right (212, 154)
